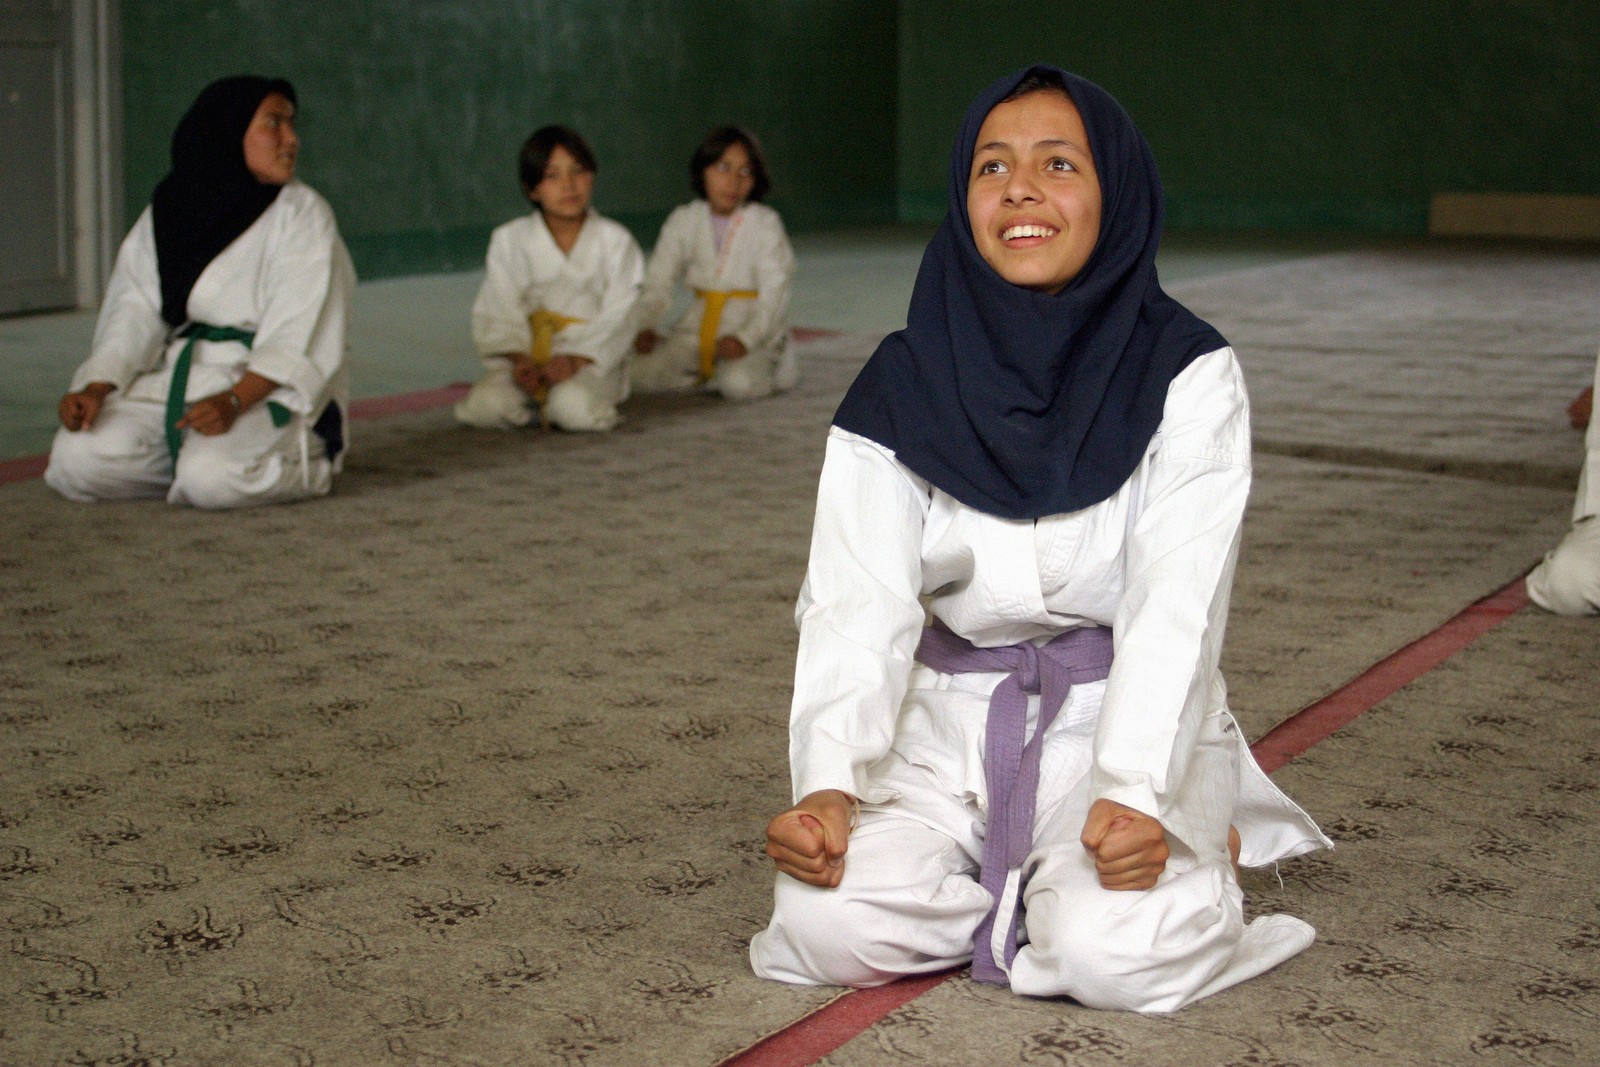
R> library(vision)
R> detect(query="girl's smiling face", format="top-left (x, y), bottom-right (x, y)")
top-left (966, 89), bottom-right (1101, 295)
top-left (530, 145), bottom-right (595, 222)
top-left (703, 141), bottom-right (756, 216)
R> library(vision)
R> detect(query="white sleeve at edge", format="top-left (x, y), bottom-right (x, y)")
top-left (1092, 347), bottom-right (1252, 854)
top-left (471, 225), bottom-right (533, 362)
top-left (789, 429), bottom-right (931, 804)
top-left (70, 211), bottom-right (167, 393)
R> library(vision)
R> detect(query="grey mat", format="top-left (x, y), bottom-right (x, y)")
top-left (2, 245), bottom-right (1596, 1066)
top-left (1189, 243), bottom-right (1600, 489)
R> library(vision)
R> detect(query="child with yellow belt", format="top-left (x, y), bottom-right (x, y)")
top-left (631, 126), bottom-right (796, 402)
top-left (456, 125), bottom-right (643, 432)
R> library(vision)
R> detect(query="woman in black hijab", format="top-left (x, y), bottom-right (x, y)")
top-left (750, 66), bottom-right (1329, 1011)
top-left (46, 75), bottom-right (354, 509)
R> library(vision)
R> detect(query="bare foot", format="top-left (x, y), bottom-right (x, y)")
top-left (1228, 825), bottom-right (1242, 880)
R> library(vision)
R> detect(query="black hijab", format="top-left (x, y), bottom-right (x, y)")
top-left (151, 75), bottom-right (295, 327)
top-left (833, 66), bottom-right (1226, 520)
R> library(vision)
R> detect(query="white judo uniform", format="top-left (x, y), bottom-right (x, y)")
top-left (1526, 348), bottom-right (1600, 615)
top-left (45, 182), bottom-right (355, 510)
top-left (455, 210), bottom-right (644, 432)
top-left (751, 347), bottom-right (1331, 1012)
top-left (630, 199), bottom-right (796, 401)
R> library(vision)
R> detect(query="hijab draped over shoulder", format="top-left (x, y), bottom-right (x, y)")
top-left (833, 65), bottom-right (1226, 520)
top-left (151, 75), bottom-right (295, 327)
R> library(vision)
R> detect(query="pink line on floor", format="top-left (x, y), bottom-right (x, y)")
top-left (347, 382), bottom-right (470, 420)
top-left (790, 327), bottom-right (843, 342)
top-left (1, 327), bottom-right (846, 487)
top-left (725, 572), bottom-right (1534, 1067)
top-left (0, 454), bottom-right (48, 485)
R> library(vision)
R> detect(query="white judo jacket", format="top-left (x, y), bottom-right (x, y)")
top-left (789, 346), bottom-right (1327, 865)
top-left (635, 199), bottom-right (794, 362)
top-left (72, 181), bottom-right (354, 430)
top-left (470, 210), bottom-right (644, 375)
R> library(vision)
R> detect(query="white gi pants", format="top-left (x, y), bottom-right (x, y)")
top-left (1526, 515), bottom-right (1600, 616)
top-left (454, 362), bottom-right (623, 432)
top-left (44, 393), bottom-right (332, 510)
top-left (628, 332), bottom-right (796, 402)
top-left (750, 673), bottom-right (1317, 1013)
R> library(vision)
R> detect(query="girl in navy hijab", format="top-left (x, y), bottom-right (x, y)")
top-left (750, 66), bottom-right (1329, 1011)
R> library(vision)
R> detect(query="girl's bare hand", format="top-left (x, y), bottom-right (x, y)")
top-left (765, 789), bottom-right (857, 887)
top-left (1080, 798), bottom-right (1169, 890)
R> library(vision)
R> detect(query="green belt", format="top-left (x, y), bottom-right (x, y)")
top-left (164, 323), bottom-right (290, 462)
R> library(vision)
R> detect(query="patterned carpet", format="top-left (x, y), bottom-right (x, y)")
top-left (2, 244), bottom-right (1598, 1066)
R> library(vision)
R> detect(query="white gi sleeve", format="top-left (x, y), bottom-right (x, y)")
top-left (789, 428), bottom-right (932, 804)
top-left (1091, 346), bottom-right (1253, 853)
top-left (245, 187), bottom-right (353, 415)
top-left (471, 223), bottom-right (536, 362)
top-left (552, 222), bottom-right (645, 373)
top-left (731, 207), bottom-right (795, 353)
top-left (69, 210), bottom-right (168, 393)
top-left (635, 205), bottom-right (693, 333)
top-left (1577, 348), bottom-right (1600, 521)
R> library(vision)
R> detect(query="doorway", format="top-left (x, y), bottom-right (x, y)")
top-left (0, 0), bottom-right (120, 316)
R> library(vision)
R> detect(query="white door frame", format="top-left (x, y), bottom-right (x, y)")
top-left (71, 0), bottom-right (121, 307)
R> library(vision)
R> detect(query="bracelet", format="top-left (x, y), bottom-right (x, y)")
top-left (226, 391), bottom-right (243, 414)
top-left (848, 796), bottom-right (861, 832)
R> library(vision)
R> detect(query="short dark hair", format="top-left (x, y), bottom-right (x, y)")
top-left (519, 125), bottom-right (598, 202)
top-left (689, 125), bottom-right (772, 202)
top-left (1001, 68), bottom-right (1073, 106)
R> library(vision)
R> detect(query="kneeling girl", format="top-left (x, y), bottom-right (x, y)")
top-left (750, 66), bottom-right (1330, 1013)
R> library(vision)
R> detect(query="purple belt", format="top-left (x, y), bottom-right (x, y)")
top-left (914, 621), bottom-right (1114, 984)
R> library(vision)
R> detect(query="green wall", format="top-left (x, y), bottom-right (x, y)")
top-left (122, 1), bottom-right (899, 279)
top-left (120, 2), bottom-right (1599, 280)
top-left (897, 1), bottom-right (1600, 231)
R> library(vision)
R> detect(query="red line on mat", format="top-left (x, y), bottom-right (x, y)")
top-left (725, 572), bottom-right (1534, 1067)
top-left (718, 971), bottom-right (956, 1067)
top-left (1250, 575), bottom-right (1531, 773)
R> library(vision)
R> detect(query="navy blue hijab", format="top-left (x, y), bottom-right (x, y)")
top-left (152, 75), bottom-right (295, 327)
top-left (834, 66), bottom-right (1226, 520)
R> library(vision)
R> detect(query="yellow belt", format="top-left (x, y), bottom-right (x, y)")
top-left (693, 288), bottom-right (758, 382)
top-left (527, 309), bottom-right (585, 406)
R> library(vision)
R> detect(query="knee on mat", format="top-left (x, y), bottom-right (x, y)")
top-left (172, 450), bottom-right (254, 509)
top-left (1016, 857), bottom-right (1240, 1011)
top-left (454, 387), bottom-right (531, 429)
top-left (43, 436), bottom-right (102, 502)
top-left (544, 383), bottom-right (617, 432)
top-left (44, 433), bottom-right (149, 503)
top-left (714, 362), bottom-right (773, 402)
top-left (1528, 538), bottom-right (1600, 616)
top-left (754, 885), bottom-right (896, 987)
